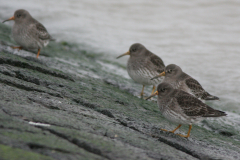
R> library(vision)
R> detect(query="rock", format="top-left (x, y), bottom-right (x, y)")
top-left (0, 23), bottom-right (239, 160)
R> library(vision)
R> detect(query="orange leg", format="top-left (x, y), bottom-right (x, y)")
top-left (161, 124), bottom-right (182, 133)
top-left (176, 125), bottom-right (192, 138)
top-left (151, 85), bottom-right (156, 95)
top-left (145, 85), bottom-right (156, 100)
top-left (140, 85), bottom-right (145, 97)
top-left (11, 46), bottom-right (23, 51)
top-left (36, 48), bottom-right (41, 58)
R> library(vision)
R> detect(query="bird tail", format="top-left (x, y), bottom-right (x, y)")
top-left (205, 95), bottom-right (219, 100)
top-left (49, 35), bottom-right (56, 41)
top-left (202, 92), bottom-right (219, 100)
top-left (203, 107), bottom-right (227, 117)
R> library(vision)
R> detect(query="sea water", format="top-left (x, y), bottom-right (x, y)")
top-left (0, 0), bottom-right (239, 114)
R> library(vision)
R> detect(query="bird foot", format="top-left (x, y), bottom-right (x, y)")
top-left (160, 128), bottom-right (175, 133)
top-left (140, 93), bottom-right (146, 99)
top-left (176, 134), bottom-right (190, 138)
top-left (11, 46), bottom-right (23, 51)
top-left (145, 97), bottom-right (153, 100)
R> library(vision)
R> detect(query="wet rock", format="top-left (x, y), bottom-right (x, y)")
top-left (0, 23), bottom-right (240, 160)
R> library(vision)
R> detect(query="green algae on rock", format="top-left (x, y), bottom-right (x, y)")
top-left (0, 23), bottom-right (240, 160)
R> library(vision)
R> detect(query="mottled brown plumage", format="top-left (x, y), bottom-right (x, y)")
top-left (151, 64), bottom-right (219, 101)
top-left (117, 43), bottom-right (165, 96)
top-left (146, 82), bottom-right (226, 138)
top-left (150, 55), bottom-right (165, 73)
top-left (2, 9), bottom-right (54, 58)
top-left (36, 23), bottom-right (52, 40)
top-left (175, 90), bottom-right (225, 117)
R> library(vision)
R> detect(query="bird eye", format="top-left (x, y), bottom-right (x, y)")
top-left (161, 88), bottom-right (166, 92)
top-left (17, 14), bottom-right (21, 18)
top-left (168, 69), bottom-right (172, 73)
top-left (132, 48), bottom-right (136, 52)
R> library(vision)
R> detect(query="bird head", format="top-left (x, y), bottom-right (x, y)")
top-left (116, 43), bottom-right (146, 59)
top-left (146, 82), bottom-right (173, 100)
top-left (2, 9), bottom-right (31, 23)
top-left (151, 64), bottom-right (182, 80)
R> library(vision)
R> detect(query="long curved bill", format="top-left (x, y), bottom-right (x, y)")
top-left (146, 91), bottom-right (158, 100)
top-left (150, 71), bottom-right (165, 80)
top-left (116, 51), bottom-right (130, 59)
top-left (2, 16), bottom-right (15, 23)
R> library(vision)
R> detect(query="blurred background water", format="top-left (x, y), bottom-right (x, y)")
top-left (0, 0), bottom-right (239, 114)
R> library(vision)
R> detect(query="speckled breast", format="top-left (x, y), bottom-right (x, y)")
top-left (12, 24), bottom-right (47, 49)
top-left (127, 58), bottom-right (163, 86)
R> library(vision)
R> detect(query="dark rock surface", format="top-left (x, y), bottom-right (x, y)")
top-left (0, 23), bottom-right (240, 160)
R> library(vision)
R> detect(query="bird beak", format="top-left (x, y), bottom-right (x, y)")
top-left (2, 16), bottom-right (15, 23)
top-left (150, 71), bottom-right (165, 80)
top-left (146, 91), bottom-right (158, 100)
top-left (116, 51), bottom-right (130, 59)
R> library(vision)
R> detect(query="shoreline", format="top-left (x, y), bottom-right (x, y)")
top-left (0, 23), bottom-right (240, 160)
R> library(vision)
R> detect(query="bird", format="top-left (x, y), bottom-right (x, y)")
top-left (2, 9), bottom-right (54, 58)
top-left (146, 82), bottom-right (226, 138)
top-left (116, 43), bottom-right (165, 97)
top-left (151, 64), bottom-right (219, 101)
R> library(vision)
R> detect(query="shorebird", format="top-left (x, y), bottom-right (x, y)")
top-left (146, 82), bottom-right (226, 138)
top-left (117, 43), bottom-right (165, 97)
top-left (151, 64), bottom-right (219, 101)
top-left (2, 9), bottom-right (54, 58)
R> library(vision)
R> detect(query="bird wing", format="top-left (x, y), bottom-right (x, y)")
top-left (175, 90), bottom-right (225, 117)
top-left (35, 23), bottom-right (52, 40)
top-left (148, 53), bottom-right (165, 73)
top-left (185, 77), bottom-right (209, 99)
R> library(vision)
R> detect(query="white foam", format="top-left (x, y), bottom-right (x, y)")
top-left (29, 121), bottom-right (51, 127)
top-left (1, 0), bottom-right (240, 113)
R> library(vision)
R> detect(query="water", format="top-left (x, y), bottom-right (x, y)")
top-left (0, 0), bottom-right (240, 113)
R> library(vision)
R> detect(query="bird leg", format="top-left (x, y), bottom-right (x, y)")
top-left (145, 85), bottom-right (156, 100)
top-left (36, 48), bottom-right (41, 58)
top-left (140, 85), bottom-right (145, 97)
top-left (176, 125), bottom-right (192, 138)
top-left (151, 85), bottom-right (156, 95)
top-left (11, 46), bottom-right (23, 51)
top-left (161, 124), bottom-right (182, 133)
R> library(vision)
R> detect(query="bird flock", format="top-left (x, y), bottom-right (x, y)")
top-left (2, 9), bottom-right (226, 138)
